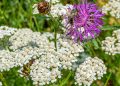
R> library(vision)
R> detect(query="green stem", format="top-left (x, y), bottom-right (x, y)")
top-left (33, 17), bottom-right (40, 32)
top-left (52, 17), bottom-right (59, 51)
top-left (54, 27), bottom-right (57, 51)
top-left (28, 0), bottom-right (34, 31)
top-left (59, 71), bottom-right (72, 86)
top-left (86, 42), bottom-right (96, 56)
top-left (104, 73), bottom-right (112, 86)
top-left (0, 73), bottom-right (8, 86)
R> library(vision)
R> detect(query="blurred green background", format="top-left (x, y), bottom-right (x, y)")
top-left (0, 0), bottom-right (120, 86)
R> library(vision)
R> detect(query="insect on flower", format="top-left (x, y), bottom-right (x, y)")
top-left (68, 9), bottom-right (77, 25)
top-left (37, 1), bottom-right (50, 14)
top-left (22, 59), bottom-right (35, 76)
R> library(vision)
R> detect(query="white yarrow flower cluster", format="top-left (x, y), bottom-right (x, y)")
top-left (9, 28), bottom-right (83, 70)
top-left (9, 29), bottom-right (33, 50)
top-left (0, 26), bottom-right (107, 86)
top-left (75, 57), bottom-right (107, 86)
top-left (102, 0), bottom-right (120, 18)
top-left (0, 26), bottom-right (17, 39)
top-left (45, 0), bottom-right (60, 4)
top-left (0, 48), bottom-right (35, 72)
top-left (50, 4), bottom-right (73, 17)
top-left (0, 82), bottom-right (2, 86)
top-left (57, 37), bottom-right (84, 69)
top-left (0, 50), bottom-right (16, 72)
top-left (30, 57), bottom-right (61, 85)
top-left (102, 29), bottom-right (120, 55)
top-left (0, 28), bottom-right (53, 72)
top-left (28, 34), bottom-right (84, 85)
top-left (32, 4), bottom-right (39, 14)
top-left (0, 26), bottom-right (84, 85)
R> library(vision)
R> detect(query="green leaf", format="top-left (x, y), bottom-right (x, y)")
top-left (101, 26), bottom-right (120, 31)
top-left (93, 0), bottom-right (97, 2)
top-left (92, 39), bottom-right (99, 49)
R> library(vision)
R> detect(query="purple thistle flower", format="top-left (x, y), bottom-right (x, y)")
top-left (64, 1), bottom-right (104, 42)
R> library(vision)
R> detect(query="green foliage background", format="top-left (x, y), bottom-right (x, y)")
top-left (0, 0), bottom-right (120, 86)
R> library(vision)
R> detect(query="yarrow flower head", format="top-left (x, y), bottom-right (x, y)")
top-left (75, 57), bottom-right (107, 86)
top-left (63, 1), bottom-right (104, 42)
top-left (102, 0), bottom-right (120, 18)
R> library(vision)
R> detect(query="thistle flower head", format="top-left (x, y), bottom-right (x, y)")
top-left (64, 1), bottom-right (104, 42)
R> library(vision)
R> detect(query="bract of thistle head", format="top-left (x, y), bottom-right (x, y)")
top-left (36, 1), bottom-right (50, 14)
top-left (63, 1), bottom-right (104, 42)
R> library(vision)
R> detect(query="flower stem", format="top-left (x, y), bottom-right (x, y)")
top-left (54, 27), bottom-right (57, 51)
top-left (59, 71), bottom-right (72, 86)
top-left (0, 73), bottom-right (8, 86)
top-left (104, 72), bottom-right (112, 86)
